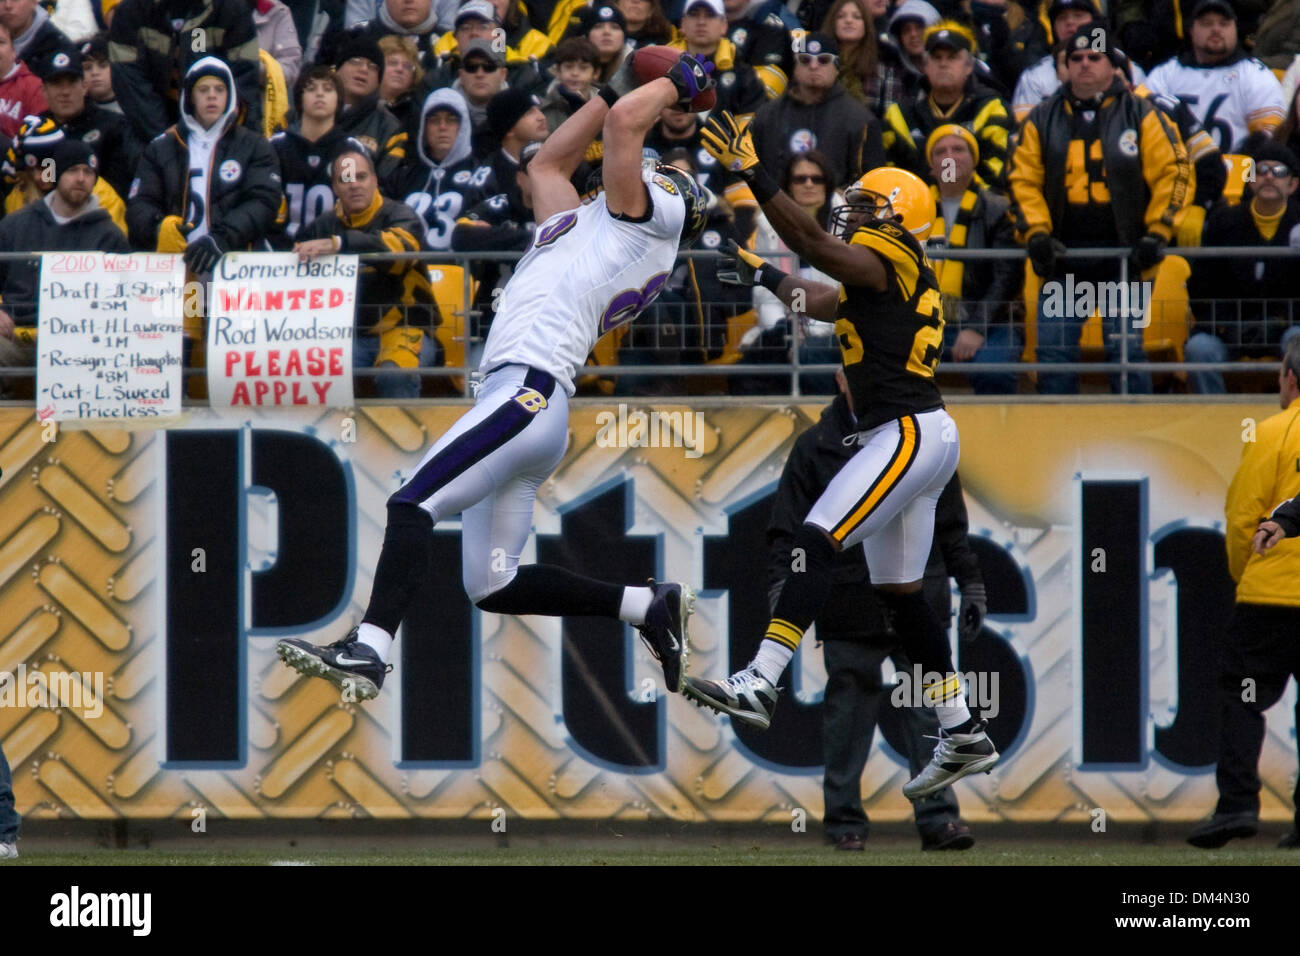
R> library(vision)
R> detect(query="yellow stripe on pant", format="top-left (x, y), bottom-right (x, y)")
top-left (830, 416), bottom-right (920, 543)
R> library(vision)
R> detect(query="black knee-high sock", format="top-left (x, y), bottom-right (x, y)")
top-left (877, 589), bottom-right (955, 677)
top-left (769, 524), bottom-right (837, 637)
top-left (475, 564), bottom-right (625, 617)
top-left (362, 502), bottom-right (434, 635)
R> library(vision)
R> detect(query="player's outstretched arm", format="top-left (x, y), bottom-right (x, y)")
top-left (716, 239), bottom-right (839, 319)
top-left (601, 77), bottom-right (681, 220)
top-left (528, 95), bottom-right (610, 225)
top-left (702, 111), bottom-right (888, 291)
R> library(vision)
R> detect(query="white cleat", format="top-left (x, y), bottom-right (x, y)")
top-left (903, 720), bottom-right (999, 799)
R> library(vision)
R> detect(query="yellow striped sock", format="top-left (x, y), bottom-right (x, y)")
top-left (923, 673), bottom-right (963, 707)
top-left (764, 618), bottom-right (804, 651)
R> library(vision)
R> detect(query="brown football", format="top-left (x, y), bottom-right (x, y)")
top-left (630, 46), bottom-right (717, 112)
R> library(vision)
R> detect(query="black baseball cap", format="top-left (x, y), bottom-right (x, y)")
top-left (1192, 0), bottom-right (1236, 19)
top-left (798, 32), bottom-right (839, 57)
top-left (925, 28), bottom-right (971, 53)
top-left (37, 46), bottom-right (84, 81)
top-left (1066, 20), bottom-right (1117, 62)
top-left (1048, 0), bottom-right (1099, 20)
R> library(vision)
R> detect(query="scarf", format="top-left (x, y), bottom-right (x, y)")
top-left (930, 183), bottom-right (979, 298)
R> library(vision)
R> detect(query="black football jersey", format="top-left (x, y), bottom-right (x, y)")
top-left (271, 126), bottom-right (349, 243)
top-left (836, 219), bottom-right (946, 430)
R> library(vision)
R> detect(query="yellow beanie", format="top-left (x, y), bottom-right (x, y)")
top-left (924, 123), bottom-right (980, 169)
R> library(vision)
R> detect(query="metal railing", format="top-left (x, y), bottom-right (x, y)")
top-left (1, 245), bottom-right (1297, 401)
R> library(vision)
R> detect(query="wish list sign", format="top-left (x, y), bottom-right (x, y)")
top-left (36, 253), bottom-right (185, 422)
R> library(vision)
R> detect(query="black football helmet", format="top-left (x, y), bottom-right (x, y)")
top-left (583, 161), bottom-right (709, 247)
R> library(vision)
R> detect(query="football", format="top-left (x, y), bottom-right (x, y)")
top-left (630, 45), bottom-right (717, 112)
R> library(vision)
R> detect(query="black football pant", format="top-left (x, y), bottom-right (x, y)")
top-left (1213, 603), bottom-right (1300, 827)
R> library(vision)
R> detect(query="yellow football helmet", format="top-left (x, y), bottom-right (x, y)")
top-left (831, 167), bottom-right (934, 242)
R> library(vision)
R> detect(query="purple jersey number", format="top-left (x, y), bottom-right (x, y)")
top-left (534, 211), bottom-right (578, 248)
top-left (598, 272), bottom-right (670, 335)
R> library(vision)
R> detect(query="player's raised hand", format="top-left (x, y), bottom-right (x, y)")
top-left (701, 111), bottom-right (760, 175)
top-left (666, 53), bottom-right (715, 110)
top-left (716, 239), bottom-right (767, 286)
top-left (1252, 520), bottom-right (1287, 555)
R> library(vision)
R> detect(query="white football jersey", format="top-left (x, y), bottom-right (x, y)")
top-left (1013, 54), bottom-right (1148, 122)
top-left (478, 171), bottom-right (687, 395)
top-left (1144, 54), bottom-right (1285, 152)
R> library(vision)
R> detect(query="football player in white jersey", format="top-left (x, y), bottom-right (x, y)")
top-left (1143, 0), bottom-right (1284, 152)
top-left (278, 53), bottom-right (715, 703)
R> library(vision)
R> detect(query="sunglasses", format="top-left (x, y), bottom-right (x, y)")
top-left (796, 52), bottom-right (838, 67)
top-left (1255, 161), bottom-right (1293, 178)
top-left (461, 60), bottom-right (500, 73)
top-left (1068, 51), bottom-right (1106, 63)
top-left (790, 173), bottom-right (827, 184)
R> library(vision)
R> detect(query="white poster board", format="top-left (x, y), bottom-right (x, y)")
top-left (206, 252), bottom-right (358, 407)
top-left (35, 253), bottom-right (185, 422)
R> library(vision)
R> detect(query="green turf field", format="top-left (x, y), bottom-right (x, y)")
top-left (6, 843), bottom-right (1298, 866)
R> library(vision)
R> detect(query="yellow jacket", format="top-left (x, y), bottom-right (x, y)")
top-left (1225, 402), bottom-right (1300, 605)
top-left (5, 178), bottom-right (127, 234)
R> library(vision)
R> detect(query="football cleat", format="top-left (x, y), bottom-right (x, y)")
top-left (902, 720), bottom-right (999, 799)
top-left (637, 580), bottom-right (694, 693)
top-left (276, 627), bottom-right (392, 701)
top-left (0, 842), bottom-right (17, 860)
top-left (682, 666), bottom-right (780, 729)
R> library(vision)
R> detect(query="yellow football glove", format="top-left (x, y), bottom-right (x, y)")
top-left (700, 111), bottom-right (760, 176)
top-left (157, 215), bottom-right (191, 253)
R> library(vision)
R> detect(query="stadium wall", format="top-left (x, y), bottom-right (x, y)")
top-left (0, 402), bottom-right (1294, 824)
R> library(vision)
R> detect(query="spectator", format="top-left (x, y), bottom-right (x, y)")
top-left (1, 0), bottom-right (73, 70)
top-left (0, 21), bottom-right (45, 138)
top-left (334, 34), bottom-right (406, 182)
top-left (723, 0), bottom-right (793, 96)
top-left (617, 0), bottom-right (674, 47)
top-left (378, 33), bottom-right (422, 130)
top-left (78, 31), bottom-right (116, 111)
top-left (581, 3), bottom-right (631, 87)
top-left (766, 372), bottom-right (982, 851)
top-left (1185, 140), bottom-right (1300, 393)
top-left (33, 44), bottom-right (138, 200)
top-left (127, 57), bottom-right (280, 288)
top-left (325, 0), bottom-right (443, 68)
top-left (108, 0), bottom-right (262, 143)
top-left (0, 138), bottom-right (128, 383)
top-left (483, 0), bottom-right (552, 59)
top-left (1008, 21), bottom-right (1189, 395)
top-left (885, 0), bottom-right (938, 100)
top-left (484, 85), bottom-right (547, 201)
top-left (750, 32), bottom-right (883, 189)
top-left (1186, 335), bottom-right (1300, 850)
top-left (271, 64), bottom-right (347, 244)
top-left (1144, 0), bottom-right (1284, 152)
top-left (976, 0), bottom-right (1050, 93)
top-left (451, 135), bottom-right (537, 251)
top-left (2, 115), bottom-right (126, 228)
top-left (1011, 0), bottom-right (1127, 124)
top-left (388, 87), bottom-right (490, 249)
top-left (925, 125), bottom-right (1022, 394)
top-left (1278, 78), bottom-right (1300, 162)
top-left (1114, 0), bottom-right (1272, 74)
top-left (1253, 0), bottom-right (1300, 73)
top-left (882, 21), bottom-right (1011, 189)
top-left (539, 35), bottom-right (598, 132)
top-left (454, 38), bottom-right (507, 140)
top-left (251, 0), bottom-right (302, 87)
top-left (296, 139), bottom-right (442, 399)
top-left (822, 0), bottom-right (900, 115)
top-left (645, 102), bottom-right (723, 193)
top-left (671, 0), bottom-right (765, 120)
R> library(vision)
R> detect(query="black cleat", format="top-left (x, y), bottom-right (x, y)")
top-left (276, 627), bottom-right (392, 701)
top-left (637, 580), bottom-right (695, 693)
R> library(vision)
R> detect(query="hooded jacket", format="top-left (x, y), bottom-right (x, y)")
top-left (126, 57), bottom-right (281, 252)
top-left (386, 87), bottom-right (491, 250)
top-left (108, 0), bottom-right (263, 143)
top-left (0, 62), bottom-right (47, 139)
top-left (0, 192), bottom-right (129, 327)
top-left (751, 82), bottom-right (883, 189)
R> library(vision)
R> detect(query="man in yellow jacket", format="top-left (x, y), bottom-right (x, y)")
top-left (1188, 337), bottom-right (1300, 850)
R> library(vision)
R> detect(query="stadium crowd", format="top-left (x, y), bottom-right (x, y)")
top-left (0, 0), bottom-right (1298, 397)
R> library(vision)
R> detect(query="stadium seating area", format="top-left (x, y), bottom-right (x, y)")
top-left (1, 0), bottom-right (1299, 399)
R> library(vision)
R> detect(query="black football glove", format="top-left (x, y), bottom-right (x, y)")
top-left (716, 239), bottom-right (767, 286)
top-left (665, 53), bottom-right (715, 109)
top-left (183, 234), bottom-right (226, 275)
top-left (1026, 232), bottom-right (1065, 279)
top-left (957, 581), bottom-right (987, 644)
top-left (1131, 232), bottom-right (1167, 273)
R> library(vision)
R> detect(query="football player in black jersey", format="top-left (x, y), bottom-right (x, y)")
top-left (685, 110), bottom-right (998, 799)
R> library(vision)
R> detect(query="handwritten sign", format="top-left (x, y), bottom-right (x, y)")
top-left (36, 253), bottom-right (185, 422)
top-left (206, 252), bottom-right (358, 407)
